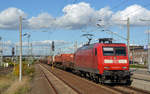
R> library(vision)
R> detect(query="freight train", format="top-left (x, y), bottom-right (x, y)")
top-left (46, 38), bottom-right (132, 85)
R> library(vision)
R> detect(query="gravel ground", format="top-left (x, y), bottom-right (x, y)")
top-left (131, 68), bottom-right (150, 92)
top-left (131, 79), bottom-right (150, 92)
top-left (29, 64), bottom-right (54, 94)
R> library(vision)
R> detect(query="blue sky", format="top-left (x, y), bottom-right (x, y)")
top-left (0, 0), bottom-right (150, 55)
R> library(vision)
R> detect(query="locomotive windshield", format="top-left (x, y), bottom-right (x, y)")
top-left (115, 47), bottom-right (126, 56)
top-left (103, 47), bottom-right (114, 56)
top-left (103, 47), bottom-right (126, 56)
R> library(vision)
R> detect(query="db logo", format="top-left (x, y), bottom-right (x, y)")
top-left (114, 56), bottom-right (117, 60)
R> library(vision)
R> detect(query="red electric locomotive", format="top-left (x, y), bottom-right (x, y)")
top-left (74, 38), bottom-right (132, 84)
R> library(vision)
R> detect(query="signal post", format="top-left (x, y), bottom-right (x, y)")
top-left (51, 41), bottom-right (55, 70)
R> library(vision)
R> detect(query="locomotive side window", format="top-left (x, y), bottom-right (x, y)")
top-left (103, 47), bottom-right (114, 56)
top-left (115, 47), bottom-right (126, 56)
top-left (95, 48), bottom-right (97, 56)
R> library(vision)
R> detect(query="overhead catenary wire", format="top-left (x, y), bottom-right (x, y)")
top-left (111, 0), bottom-right (130, 11)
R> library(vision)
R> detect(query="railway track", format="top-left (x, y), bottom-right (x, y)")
top-left (40, 64), bottom-right (150, 94)
top-left (41, 70), bottom-right (58, 94)
top-left (106, 85), bottom-right (150, 94)
top-left (0, 67), bottom-right (13, 75)
top-left (132, 77), bottom-right (150, 82)
top-left (39, 64), bottom-right (81, 94)
top-left (126, 86), bottom-right (150, 94)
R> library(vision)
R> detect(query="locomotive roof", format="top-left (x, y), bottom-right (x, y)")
top-left (77, 43), bottom-right (126, 50)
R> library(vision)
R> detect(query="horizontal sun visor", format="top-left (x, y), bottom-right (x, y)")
top-left (103, 47), bottom-right (114, 51)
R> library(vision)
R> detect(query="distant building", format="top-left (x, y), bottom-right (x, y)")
top-left (144, 45), bottom-right (148, 50)
top-left (129, 45), bottom-right (147, 65)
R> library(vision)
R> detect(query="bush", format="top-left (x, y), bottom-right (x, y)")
top-left (14, 85), bottom-right (30, 94)
top-left (24, 66), bottom-right (35, 79)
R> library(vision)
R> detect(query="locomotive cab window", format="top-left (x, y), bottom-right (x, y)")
top-left (103, 47), bottom-right (126, 56)
top-left (115, 47), bottom-right (126, 56)
top-left (103, 47), bottom-right (114, 56)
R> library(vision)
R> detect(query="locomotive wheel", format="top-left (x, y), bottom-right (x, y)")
top-left (99, 78), bottom-right (102, 84)
top-left (80, 73), bottom-right (84, 77)
top-left (83, 73), bottom-right (86, 78)
top-left (99, 77), bottom-right (104, 84)
top-left (94, 76), bottom-right (99, 83)
top-left (126, 79), bottom-right (132, 86)
top-left (63, 66), bottom-right (66, 70)
top-left (86, 73), bottom-right (91, 80)
top-left (79, 71), bottom-right (84, 77)
top-left (90, 76), bottom-right (94, 81)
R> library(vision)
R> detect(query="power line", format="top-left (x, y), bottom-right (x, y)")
top-left (111, 0), bottom-right (130, 10)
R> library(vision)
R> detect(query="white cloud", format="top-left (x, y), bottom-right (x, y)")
top-left (96, 7), bottom-right (113, 27)
top-left (1, 3), bottom-right (150, 30)
top-left (28, 13), bottom-right (55, 29)
top-left (111, 4), bottom-right (150, 26)
top-left (15, 40), bottom-right (70, 46)
top-left (0, 7), bottom-right (27, 29)
top-left (31, 40), bottom-right (51, 46)
top-left (3, 40), bottom-right (13, 46)
top-left (0, 2), bottom-right (112, 30)
top-left (56, 2), bottom-right (112, 29)
top-left (56, 2), bottom-right (96, 29)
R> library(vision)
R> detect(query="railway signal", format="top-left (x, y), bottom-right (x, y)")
top-left (52, 41), bottom-right (55, 51)
top-left (12, 47), bottom-right (15, 62)
top-left (12, 47), bottom-right (15, 56)
top-left (51, 41), bottom-right (55, 69)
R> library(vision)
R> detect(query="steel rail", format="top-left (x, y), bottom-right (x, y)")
top-left (41, 64), bottom-right (82, 94)
top-left (40, 66), bottom-right (59, 94)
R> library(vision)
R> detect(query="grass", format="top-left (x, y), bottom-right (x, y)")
top-left (0, 64), bottom-right (35, 94)
top-left (4, 77), bottom-right (30, 94)
top-left (24, 66), bottom-right (35, 80)
top-left (130, 64), bottom-right (147, 69)
top-left (0, 75), bottom-right (13, 93)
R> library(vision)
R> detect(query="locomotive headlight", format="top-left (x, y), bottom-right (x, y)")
top-left (104, 67), bottom-right (110, 69)
top-left (122, 67), bottom-right (127, 69)
top-left (104, 60), bottom-right (113, 63)
top-left (118, 60), bottom-right (127, 63)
